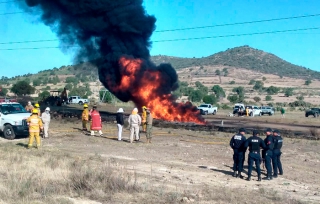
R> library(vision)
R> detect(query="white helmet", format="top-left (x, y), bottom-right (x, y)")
top-left (117, 108), bottom-right (124, 113)
top-left (45, 107), bottom-right (50, 111)
top-left (133, 108), bottom-right (138, 112)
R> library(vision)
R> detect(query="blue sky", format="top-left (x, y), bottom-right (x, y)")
top-left (1, 0), bottom-right (319, 78)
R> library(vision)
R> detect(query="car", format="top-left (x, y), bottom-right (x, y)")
top-left (305, 108), bottom-right (320, 117)
top-left (245, 105), bottom-right (262, 117)
top-left (0, 102), bottom-right (30, 139)
top-left (260, 106), bottom-right (275, 116)
top-left (68, 96), bottom-right (90, 105)
top-left (197, 104), bottom-right (218, 115)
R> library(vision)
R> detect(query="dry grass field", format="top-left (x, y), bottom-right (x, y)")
top-left (0, 107), bottom-right (319, 204)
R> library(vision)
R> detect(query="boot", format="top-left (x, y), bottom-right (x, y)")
top-left (233, 171), bottom-right (237, 177)
top-left (258, 175), bottom-right (262, 181)
top-left (237, 172), bottom-right (244, 179)
top-left (246, 176), bottom-right (251, 181)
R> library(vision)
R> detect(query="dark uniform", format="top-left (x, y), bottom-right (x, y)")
top-left (272, 129), bottom-right (283, 177)
top-left (244, 130), bottom-right (266, 181)
top-left (264, 128), bottom-right (274, 180)
top-left (230, 128), bottom-right (247, 178)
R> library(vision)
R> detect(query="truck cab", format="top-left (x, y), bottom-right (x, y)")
top-left (197, 104), bottom-right (218, 115)
top-left (69, 96), bottom-right (89, 105)
top-left (0, 102), bottom-right (30, 139)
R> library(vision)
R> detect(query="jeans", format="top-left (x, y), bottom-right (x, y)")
top-left (117, 124), bottom-right (123, 140)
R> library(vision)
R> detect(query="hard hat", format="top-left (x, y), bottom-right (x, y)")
top-left (32, 109), bottom-right (38, 114)
top-left (117, 108), bottom-right (124, 113)
top-left (35, 103), bottom-right (40, 108)
top-left (83, 104), bottom-right (88, 108)
top-left (45, 107), bottom-right (50, 111)
top-left (142, 106), bottom-right (147, 109)
top-left (133, 108), bottom-right (138, 112)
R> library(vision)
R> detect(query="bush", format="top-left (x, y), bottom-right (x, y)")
top-left (227, 94), bottom-right (239, 103)
top-left (221, 104), bottom-right (231, 110)
top-left (11, 81), bottom-right (35, 96)
top-left (202, 95), bottom-right (217, 104)
top-left (265, 95), bottom-right (272, 101)
top-left (305, 80), bottom-right (312, 85)
top-left (229, 81), bottom-right (235, 84)
top-left (248, 79), bottom-right (255, 85)
top-left (33, 79), bottom-right (41, 86)
top-left (253, 96), bottom-right (261, 102)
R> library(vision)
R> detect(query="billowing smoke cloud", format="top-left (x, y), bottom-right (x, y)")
top-left (18, 0), bottom-right (204, 123)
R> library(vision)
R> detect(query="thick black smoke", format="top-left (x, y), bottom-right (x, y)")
top-left (19, 0), bottom-right (179, 102)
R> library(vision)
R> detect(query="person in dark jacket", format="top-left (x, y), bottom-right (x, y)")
top-left (116, 108), bottom-right (124, 141)
top-left (229, 128), bottom-right (247, 178)
top-left (263, 128), bottom-right (274, 180)
top-left (244, 130), bottom-right (266, 181)
top-left (272, 129), bottom-right (283, 177)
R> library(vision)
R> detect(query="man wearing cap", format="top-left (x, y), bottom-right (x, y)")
top-left (229, 128), bottom-right (247, 178)
top-left (128, 108), bottom-right (141, 143)
top-left (263, 128), bottom-right (275, 180)
top-left (244, 130), bottom-right (266, 181)
top-left (272, 129), bottom-right (283, 177)
top-left (41, 107), bottom-right (51, 138)
top-left (116, 108), bottom-right (124, 141)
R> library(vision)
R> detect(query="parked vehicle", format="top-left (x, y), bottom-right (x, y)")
top-left (0, 102), bottom-right (29, 139)
top-left (260, 106), bottom-right (275, 116)
top-left (197, 104), bottom-right (218, 115)
top-left (233, 103), bottom-right (246, 116)
top-left (68, 96), bottom-right (89, 105)
top-left (245, 105), bottom-right (262, 116)
top-left (305, 108), bottom-right (320, 117)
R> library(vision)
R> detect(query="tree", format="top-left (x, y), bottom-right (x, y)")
top-left (305, 79), bottom-right (312, 85)
top-left (253, 81), bottom-right (264, 90)
top-left (202, 95), bottom-right (217, 104)
top-left (266, 86), bottom-right (280, 95)
top-left (253, 96), bottom-right (261, 102)
top-left (188, 90), bottom-right (203, 102)
top-left (215, 69), bottom-right (222, 83)
top-left (11, 81), bottom-right (35, 96)
top-left (232, 86), bottom-right (244, 95)
top-left (296, 95), bottom-right (304, 101)
top-left (248, 79), bottom-right (255, 85)
top-left (0, 87), bottom-right (8, 96)
top-left (262, 77), bottom-right (267, 81)
top-left (265, 95), bottom-right (272, 101)
top-left (39, 90), bottom-right (50, 100)
top-left (229, 80), bottom-right (235, 84)
top-left (222, 68), bottom-right (229, 76)
top-left (65, 83), bottom-right (73, 90)
top-left (33, 79), bottom-right (41, 86)
top-left (227, 94), bottom-right (239, 103)
top-left (284, 88), bottom-right (294, 97)
top-left (211, 85), bottom-right (226, 99)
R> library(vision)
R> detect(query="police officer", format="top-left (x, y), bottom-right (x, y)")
top-left (272, 129), bottom-right (283, 177)
top-left (229, 128), bottom-right (247, 178)
top-left (264, 128), bottom-right (274, 180)
top-left (244, 130), bottom-right (266, 181)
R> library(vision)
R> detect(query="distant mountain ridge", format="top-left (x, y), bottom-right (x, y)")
top-left (151, 45), bottom-right (318, 79)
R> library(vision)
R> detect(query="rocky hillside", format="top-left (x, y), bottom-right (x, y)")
top-left (151, 45), bottom-right (318, 79)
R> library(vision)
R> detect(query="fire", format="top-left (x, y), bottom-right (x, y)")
top-left (108, 56), bottom-right (205, 124)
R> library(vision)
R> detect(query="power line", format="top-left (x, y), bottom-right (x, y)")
top-left (0, 0), bottom-right (22, 4)
top-left (0, 11), bottom-right (24, 15)
top-left (155, 13), bottom-right (320, 32)
top-left (0, 39), bottom-right (58, 44)
top-left (1, 27), bottom-right (319, 50)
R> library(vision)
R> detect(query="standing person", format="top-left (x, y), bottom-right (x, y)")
top-left (60, 87), bottom-right (68, 104)
top-left (280, 107), bottom-right (285, 118)
top-left (229, 128), bottom-right (247, 178)
top-left (244, 130), bottom-right (266, 181)
top-left (41, 107), bottom-right (51, 138)
top-left (116, 108), bottom-right (124, 141)
top-left (90, 105), bottom-right (103, 136)
top-left (245, 107), bottom-right (249, 117)
top-left (145, 108), bottom-right (153, 143)
top-left (128, 108), bottom-right (141, 143)
top-left (272, 129), bottom-right (283, 177)
top-left (141, 106), bottom-right (147, 132)
top-left (34, 103), bottom-right (41, 116)
top-left (25, 101), bottom-right (34, 113)
top-left (26, 109), bottom-right (43, 149)
top-left (82, 104), bottom-right (89, 131)
top-left (264, 128), bottom-right (274, 180)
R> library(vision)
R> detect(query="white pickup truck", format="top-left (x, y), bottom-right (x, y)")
top-left (68, 96), bottom-right (89, 105)
top-left (0, 102), bottom-right (30, 139)
top-left (197, 104), bottom-right (218, 115)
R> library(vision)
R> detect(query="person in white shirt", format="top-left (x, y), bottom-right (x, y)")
top-left (41, 107), bottom-right (51, 138)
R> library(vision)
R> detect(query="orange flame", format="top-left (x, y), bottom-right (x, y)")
top-left (109, 56), bottom-right (205, 124)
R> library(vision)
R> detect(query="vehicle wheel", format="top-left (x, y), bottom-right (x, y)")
top-left (261, 113), bottom-right (264, 116)
top-left (269, 113), bottom-right (272, 116)
top-left (213, 110), bottom-right (216, 115)
top-left (78, 101), bottom-right (83, 105)
top-left (3, 125), bottom-right (16, 140)
top-left (314, 113), bottom-right (318, 118)
top-left (204, 111), bottom-right (208, 115)
top-left (305, 114), bottom-right (309, 117)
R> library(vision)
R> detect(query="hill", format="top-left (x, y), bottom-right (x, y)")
top-left (151, 45), bottom-right (319, 79)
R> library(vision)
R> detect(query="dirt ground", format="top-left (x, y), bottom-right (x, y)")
top-left (1, 111), bottom-right (319, 203)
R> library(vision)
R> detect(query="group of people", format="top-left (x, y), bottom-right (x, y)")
top-left (25, 101), bottom-right (51, 149)
top-left (230, 128), bottom-right (283, 181)
top-left (82, 104), bottom-right (153, 143)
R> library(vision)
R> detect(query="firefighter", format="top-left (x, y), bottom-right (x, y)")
top-left (89, 105), bottom-right (103, 136)
top-left (25, 101), bottom-right (34, 113)
top-left (128, 108), bottom-right (141, 143)
top-left (245, 107), bottom-right (249, 117)
top-left (82, 104), bottom-right (89, 131)
top-left (145, 108), bottom-right (153, 143)
top-left (34, 103), bottom-right (41, 116)
top-left (27, 109), bottom-right (43, 149)
top-left (141, 106), bottom-right (147, 132)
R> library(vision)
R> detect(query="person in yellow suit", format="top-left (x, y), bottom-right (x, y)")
top-left (34, 103), bottom-right (41, 116)
top-left (246, 107), bottom-right (249, 117)
top-left (82, 104), bottom-right (89, 131)
top-left (141, 106), bottom-right (147, 132)
top-left (27, 109), bottom-right (43, 149)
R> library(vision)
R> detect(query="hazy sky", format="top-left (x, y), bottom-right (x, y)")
top-left (1, 0), bottom-right (319, 78)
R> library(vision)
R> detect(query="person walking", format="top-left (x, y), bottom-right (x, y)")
top-left (244, 130), bottom-right (266, 181)
top-left (229, 128), bottom-right (247, 178)
top-left (41, 107), bottom-right (51, 138)
top-left (116, 108), bottom-right (124, 141)
top-left (25, 101), bottom-right (34, 113)
top-left (27, 109), bottom-right (43, 149)
top-left (272, 129), bottom-right (283, 177)
top-left (128, 108), bottom-right (141, 143)
top-left (263, 128), bottom-right (274, 180)
top-left (280, 107), bottom-right (286, 118)
top-left (145, 108), bottom-right (153, 143)
top-left (82, 104), bottom-right (89, 131)
top-left (141, 106), bottom-right (147, 132)
top-left (90, 105), bottom-right (103, 136)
